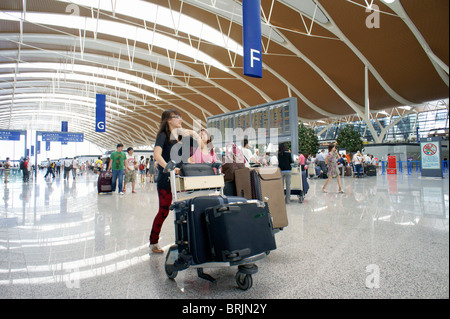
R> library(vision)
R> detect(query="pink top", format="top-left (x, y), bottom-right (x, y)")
top-left (299, 154), bottom-right (305, 165)
top-left (191, 148), bottom-right (218, 164)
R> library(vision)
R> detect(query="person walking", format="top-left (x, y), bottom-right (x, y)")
top-left (149, 109), bottom-right (200, 254)
top-left (56, 160), bottom-right (61, 176)
top-left (138, 156), bottom-right (146, 183)
top-left (353, 151), bottom-right (364, 178)
top-left (147, 155), bottom-right (156, 183)
top-left (316, 149), bottom-right (327, 175)
top-left (124, 147), bottom-right (137, 193)
top-left (20, 157), bottom-right (27, 182)
top-left (278, 143), bottom-right (293, 204)
top-left (3, 157), bottom-right (11, 183)
top-left (107, 143), bottom-right (127, 195)
top-left (322, 144), bottom-right (344, 194)
top-left (298, 151), bottom-right (306, 171)
top-left (72, 157), bottom-right (79, 180)
top-left (25, 158), bottom-right (31, 182)
top-left (44, 158), bottom-right (55, 179)
top-left (63, 157), bottom-right (72, 180)
top-left (94, 156), bottom-right (103, 175)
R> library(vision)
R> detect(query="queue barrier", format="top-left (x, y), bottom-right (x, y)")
top-left (377, 160), bottom-right (449, 175)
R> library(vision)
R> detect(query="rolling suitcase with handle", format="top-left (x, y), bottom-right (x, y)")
top-left (172, 195), bottom-right (247, 265)
top-left (250, 167), bottom-right (288, 230)
top-left (205, 200), bottom-right (276, 263)
top-left (97, 171), bottom-right (112, 194)
top-left (234, 167), bottom-right (252, 199)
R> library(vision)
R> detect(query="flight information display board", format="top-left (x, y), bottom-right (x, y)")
top-left (207, 98), bottom-right (298, 155)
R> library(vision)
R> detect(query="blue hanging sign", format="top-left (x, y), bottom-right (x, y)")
top-left (0, 130), bottom-right (21, 141)
top-left (243, 0), bottom-right (263, 78)
top-left (61, 121), bottom-right (68, 132)
top-left (96, 94), bottom-right (106, 132)
top-left (41, 132), bottom-right (84, 143)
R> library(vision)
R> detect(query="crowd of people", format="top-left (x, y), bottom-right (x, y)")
top-left (0, 153), bottom-right (161, 186)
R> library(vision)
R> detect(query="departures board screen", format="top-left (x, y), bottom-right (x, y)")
top-left (206, 97), bottom-right (298, 155)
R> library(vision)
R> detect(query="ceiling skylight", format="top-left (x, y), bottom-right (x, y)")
top-left (0, 72), bottom-right (160, 100)
top-left (0, 62), bottom-right (172, 94)
top-left (0, 11), bottom-right (230, 73)
top-left (279, 0), bottom-right (329, 24)
top-left (0, 93), bottom-right (129, 115)
top-left (56, 0), bottom-right (243, 55)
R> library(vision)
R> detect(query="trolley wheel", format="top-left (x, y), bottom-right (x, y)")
top-left (164, 249), bottom-right (178, 280)
top-left (165, 263), bottom-right (178, 280)
top-left (235, 272), bottom-right (253, 291)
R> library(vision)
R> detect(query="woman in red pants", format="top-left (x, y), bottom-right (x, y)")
top-left (149, 109), bottom-right (199, 254)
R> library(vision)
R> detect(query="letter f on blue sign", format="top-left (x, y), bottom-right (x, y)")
top-left (243, 0), bottom-right (262, 78)
top-left (96, 94), bottom-right (106, 132)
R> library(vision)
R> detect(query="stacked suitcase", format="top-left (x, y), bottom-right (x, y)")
top-left (234, 166), bottom-right (289, 230)
top-left (164, 161), bottom-right (277, 291)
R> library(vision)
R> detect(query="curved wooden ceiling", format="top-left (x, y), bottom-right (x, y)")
top-left (0, 0), bottom-right (448, 149)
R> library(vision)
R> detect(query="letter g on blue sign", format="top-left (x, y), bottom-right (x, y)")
top-left (243, 0), bottom-right (262, 78)
top-left (96, 94), bottom-right (106, 132)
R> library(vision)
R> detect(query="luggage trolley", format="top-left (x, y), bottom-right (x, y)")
top-left (285, 165), bottom-right (308, 203)
top-left (163, 161), bottom-right (270, 291)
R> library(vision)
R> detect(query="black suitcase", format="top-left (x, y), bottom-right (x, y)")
top-left (180, 163), bottom-right (215, 176)
top-left (205, 201), bottom-right (276, 262)
top-left (366, 165), bottom-right (377, 176)
top-left (172, 195), bottom-right (247, 265)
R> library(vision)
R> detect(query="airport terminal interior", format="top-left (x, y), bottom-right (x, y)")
top-left (0, 0), bottom-right (449, 299)
top-left (0, 169), bottom-right (449, 299)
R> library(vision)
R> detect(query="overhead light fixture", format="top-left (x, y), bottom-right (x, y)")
top-left (382, 0), bottom-right (396, 4)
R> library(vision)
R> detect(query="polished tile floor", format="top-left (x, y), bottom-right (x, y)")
top-left (0, 169), bottom-right (448, 299)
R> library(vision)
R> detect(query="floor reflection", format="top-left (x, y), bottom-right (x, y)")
top-left (0, 170), bottom-right (448, 298)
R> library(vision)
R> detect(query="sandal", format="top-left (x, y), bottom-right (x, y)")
top-left (338, 189), bottom-right (345, 194)
top-left (150, 244), bottom-right (164, 254)
top-left (322, 188), bottom-right (328, 193)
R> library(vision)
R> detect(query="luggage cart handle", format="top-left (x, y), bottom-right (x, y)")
top-left (211, 161), bottom-right (223, 173)
top-left (164, 160), bottom-right (177, 173)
